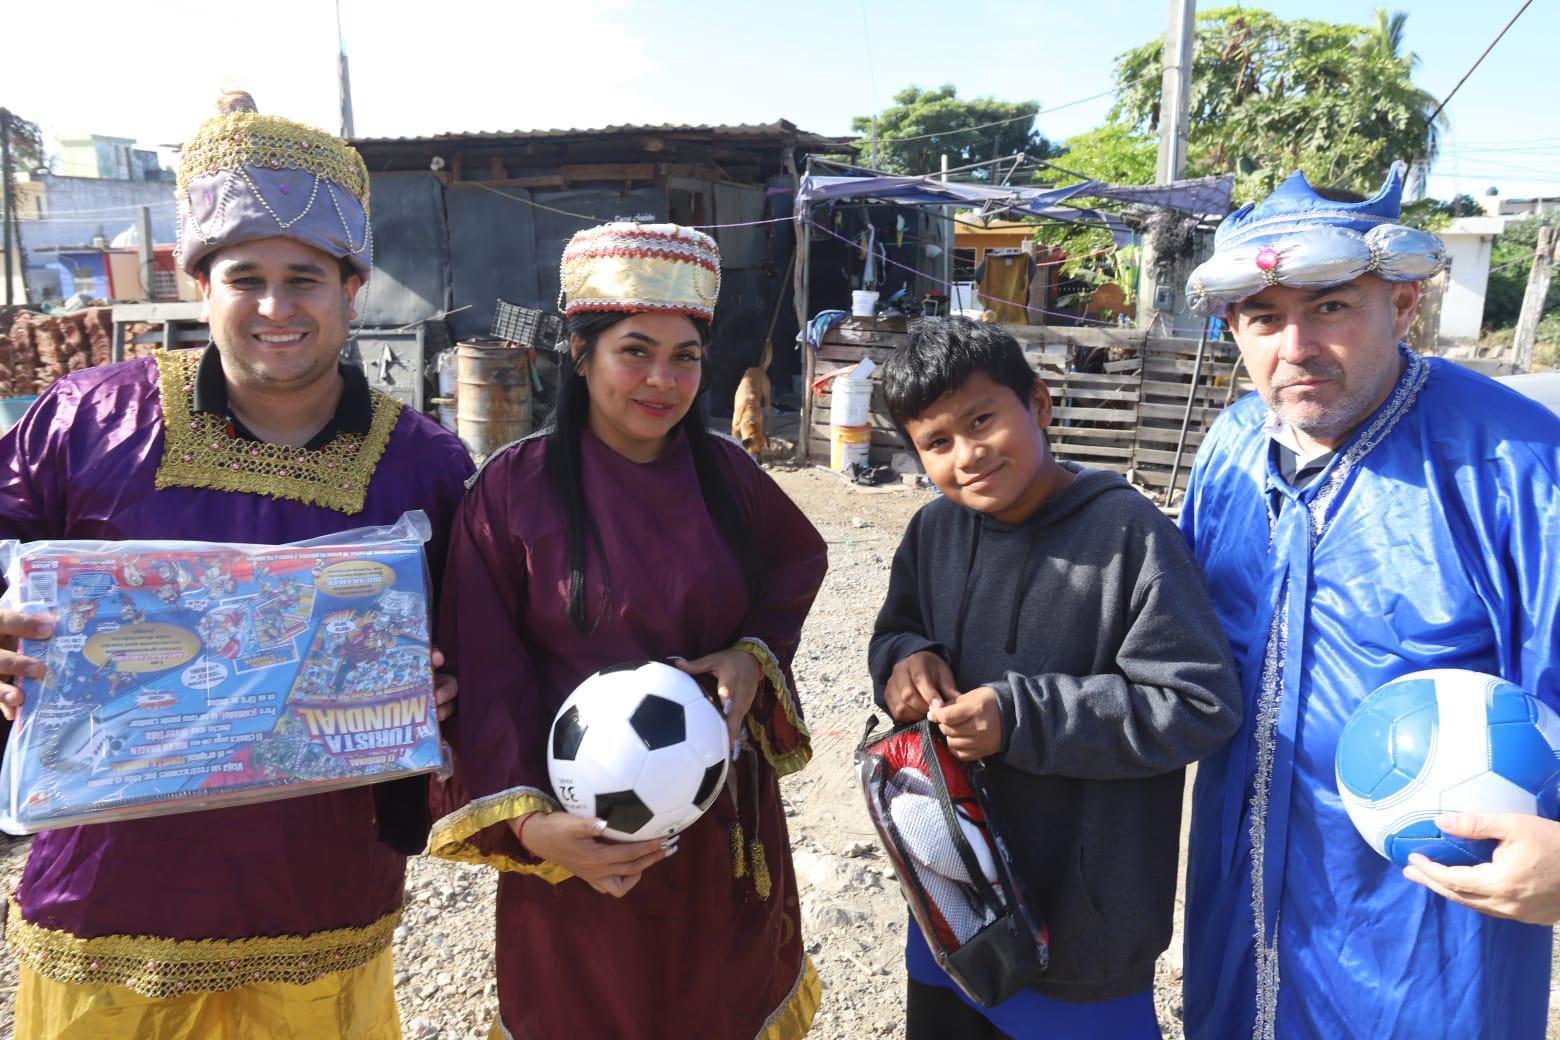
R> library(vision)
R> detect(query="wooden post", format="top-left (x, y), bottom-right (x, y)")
top-left (1512, 225), bottom-right (1557, 372)
top-left (795, 217), bottom-right (815, 462)
top-left (794, 157), bottom-right (815, 462)
top-left (1165, 319), bottom-right (1210, 506)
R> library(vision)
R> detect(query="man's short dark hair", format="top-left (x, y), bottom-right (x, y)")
top-left (195, 253), bottom-right (357, 284)
top-left (882, 317), bottom-right (1038, 430)
top-left (1313, 185), bottom-right (1367, 204)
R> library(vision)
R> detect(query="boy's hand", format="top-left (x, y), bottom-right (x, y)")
top-left (930, 687), bottom-right (1002, 761)
top-left (884, 650), bottom-right (958, 723)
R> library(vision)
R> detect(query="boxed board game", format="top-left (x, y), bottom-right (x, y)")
top-left (0, 511), bottom-right (445, 832)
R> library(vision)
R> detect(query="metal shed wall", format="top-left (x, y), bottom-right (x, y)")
top-left (360, 172), bottom-right (448, 327)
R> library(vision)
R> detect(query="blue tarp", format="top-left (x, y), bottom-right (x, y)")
top-left (795, 171), bottom-right (1234, 246)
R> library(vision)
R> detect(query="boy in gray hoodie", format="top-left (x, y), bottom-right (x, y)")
top-left (870, 317), bottom-right (1242, 1039)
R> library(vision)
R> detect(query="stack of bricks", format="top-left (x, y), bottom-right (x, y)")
top-left (0, 307), bottom-right (150, 398)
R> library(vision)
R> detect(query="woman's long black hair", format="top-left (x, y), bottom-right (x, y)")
top-left (545, 311), bottom-right (768, 635)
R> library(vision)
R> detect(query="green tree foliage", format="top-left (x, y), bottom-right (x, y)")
top-left (1483, 214), bottom-right (1560, 333)
top-left (1399, 193), bottom-right (1482, 233)
top-left (0, 110), bottom-right (47, 176)
top-left (1109, 7), bottom-right (1444, 201)
top-left (851, 85), bottom-right (1050, 177)
top-left (1053, 125), bottom-right (1158, 185)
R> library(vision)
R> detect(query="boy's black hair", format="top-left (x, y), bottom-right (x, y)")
top-left (881, 317), bottom-right (1038, 432)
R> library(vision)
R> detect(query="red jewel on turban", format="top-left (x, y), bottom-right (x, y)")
top-left (1255, 248), bottom-right (1281, 272)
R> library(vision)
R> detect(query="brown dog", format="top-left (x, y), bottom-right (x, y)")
top-left (732, 340), bottom-right (773, 459)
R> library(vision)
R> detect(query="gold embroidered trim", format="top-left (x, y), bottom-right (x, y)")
top-left (3, 896), bottom-right (397, 998)
top-left (153, 350), bottom-right (403, 515)
top-left (731, 821), bottom-right (747, 879)
top-left (735, 638), bottom-right (813, 777)
top-left (178, 113), bottom-right (370, 204)
top-left (426, 788), bottom-right (574, 884)
top-left (756, 957), bottom-right (822, 1040)
top-left (750, 837), bottom-right (772, 901)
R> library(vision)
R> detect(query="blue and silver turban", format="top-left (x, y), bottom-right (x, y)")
top-left (1186, 161), bottom-right (1444, 317)
top-left (174, 98), bottom-right (372, 281)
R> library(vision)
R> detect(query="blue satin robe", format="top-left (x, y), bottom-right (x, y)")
top-left (1178, 348), bottom-right (1560, 1039)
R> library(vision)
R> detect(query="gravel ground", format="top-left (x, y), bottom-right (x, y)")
top-left (0, 465), bottom-right (1553, 1037)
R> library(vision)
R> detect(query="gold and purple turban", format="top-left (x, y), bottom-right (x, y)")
top-left (558, 223), bottom-right (721, 322)
top-left (175, 108), bottom-right (372, 280)
top-left (1186, 162), bottom-right (1444, 317)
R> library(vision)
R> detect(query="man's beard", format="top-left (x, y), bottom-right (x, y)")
top-left (1262, 359), bottom-right (1382, 441)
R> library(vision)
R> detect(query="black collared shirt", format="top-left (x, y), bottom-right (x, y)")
top-left (1276, 441), bottom-right (1336, 490)
top-left (192, 342), bottom-right (372, 451)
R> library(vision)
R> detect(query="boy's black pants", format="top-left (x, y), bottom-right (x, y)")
top-left (906, 978), bottom-right (1015, 1040)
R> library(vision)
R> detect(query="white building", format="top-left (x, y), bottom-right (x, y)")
top-left (1439, 216), bottom-right (1507, 342)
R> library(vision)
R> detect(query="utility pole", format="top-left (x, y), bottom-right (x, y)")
top-left (336, 0), bottom-right (356, 139)
top-left (1, 108), bottom-right (14, 307)
top-left (1512, 225), bottom-right (1557, 372)
top-left (1141, 0), bottom-right (1195, 329)
top-left (1155, 0), bottom-right (1196, 185)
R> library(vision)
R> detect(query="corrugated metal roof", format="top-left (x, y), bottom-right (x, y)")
top-left (351, 120), bottom-right (853, 147)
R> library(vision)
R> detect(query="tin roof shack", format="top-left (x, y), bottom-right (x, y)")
top-left (350, 122), bottom-right (851, 414)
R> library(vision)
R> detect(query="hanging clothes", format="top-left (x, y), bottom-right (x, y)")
top-left (976, 252), bottom-right (1032, 324)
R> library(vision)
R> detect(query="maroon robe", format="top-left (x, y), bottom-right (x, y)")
top-left (0, 351), bottom-right (472, 995)
top-left (429, 427), bottom-right (827, 1039)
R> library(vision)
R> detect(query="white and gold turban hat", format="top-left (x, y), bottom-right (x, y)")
top-left (175, 94), bottom-right (372, 280)
top-left (558, 223), bottom-right (721, 322)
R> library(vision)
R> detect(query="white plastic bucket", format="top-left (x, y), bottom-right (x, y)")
top-left (831, 425), bottom-right (871, 472)
top-left (851, 290), bottom-right (879, 317)
top-left (437, 350), bottom-right (458, 397)
top-left (831, 377), bottom-right (873, 429)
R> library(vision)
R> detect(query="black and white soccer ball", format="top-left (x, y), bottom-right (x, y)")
top-left (547, 660), bottom-right (730, 841)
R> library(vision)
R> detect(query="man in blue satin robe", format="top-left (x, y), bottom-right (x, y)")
top-left (1177, 161), bottom-right (1560, 1040)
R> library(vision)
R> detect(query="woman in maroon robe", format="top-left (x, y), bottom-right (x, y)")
top-left (429, 223), bottom-right (828, 1039)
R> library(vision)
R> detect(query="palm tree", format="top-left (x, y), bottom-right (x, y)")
top-left (1361, 8), bottom-right (1444, 163)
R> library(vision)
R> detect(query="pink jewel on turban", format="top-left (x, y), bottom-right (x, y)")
top-left (203, 192), bottom-right (212, 207)
top-left (280, 184), bottom-right (290, 195)
top-left (1255, 248), bottom-right (1281, 272)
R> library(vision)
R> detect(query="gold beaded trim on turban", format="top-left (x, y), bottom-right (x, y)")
top-left (177, 113), bottom-right (370, 208)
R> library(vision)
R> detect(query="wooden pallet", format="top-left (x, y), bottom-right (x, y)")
top-left (797, 319), bottom-right (1255, 494)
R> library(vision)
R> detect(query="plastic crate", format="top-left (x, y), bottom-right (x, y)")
top-left (492, 299), bottom-right (563, 350)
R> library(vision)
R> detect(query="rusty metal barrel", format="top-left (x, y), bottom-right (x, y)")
top-left (456, 340), bottom-right (532, 458)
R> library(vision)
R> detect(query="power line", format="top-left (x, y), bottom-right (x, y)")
top-left (14, 199), bottom-right (175, 218)
top-left (872, 75), bottom-right (1154, 147)
top-left (1426, 0), bottom-right (1535, 126)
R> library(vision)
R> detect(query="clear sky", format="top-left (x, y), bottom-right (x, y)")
top-left (4, 0), bottom-right (1555, 201)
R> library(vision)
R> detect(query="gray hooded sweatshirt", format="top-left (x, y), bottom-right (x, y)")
top-left (870, 464), bottom-right (1242, 1003)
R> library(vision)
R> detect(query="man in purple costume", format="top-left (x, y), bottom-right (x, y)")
top-left (0, 92), bottom-right (472, 1038)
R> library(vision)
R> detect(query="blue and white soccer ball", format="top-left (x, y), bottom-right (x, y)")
top-left (1335, 669), bottom-right (1560, 867)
